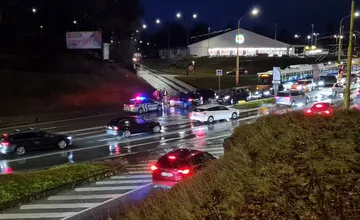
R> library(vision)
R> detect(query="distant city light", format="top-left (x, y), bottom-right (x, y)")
top-left (73, 20), bottom-right (77, 24)
top-left (176, 13), bottom-right (182, 18)
top-left (251, 8), bottom-right (259, 15)
top-left (40, 25), bottom-right (43, 29)
top-left (142, 24), bottom-right (147, 29)
top-left (147, 42), bottom-right (150, 45)
top-left (136, 30), bottom-right (139, 33)
top-left (32, 7), bottom-right (37, 13)
top-left (193, 14), bottom-right (198, 19)
top-left (156, 19), bottom-right (161, 24)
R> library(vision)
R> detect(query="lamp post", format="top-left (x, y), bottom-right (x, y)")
top-left (345, 0), bottom-right (356, 110)
top-left (176, 12), bottom-right (198, 76)
top-left (235, 8), bottom-right (259, 87)
top-left (307, 35), bottom-right (311, 45)
top-left (338, 11), bottom-right (359, 61)
top-left (311, 24), bottom-right (314, 45)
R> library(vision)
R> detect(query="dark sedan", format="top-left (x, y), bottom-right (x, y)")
top-left (106, 116), bottom-right (161, 138)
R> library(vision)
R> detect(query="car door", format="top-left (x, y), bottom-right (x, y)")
top-left (35, 131), bottom-right (55, 148)
top-left (218, 106), bottom-right (231, 119)
top-left (146, 100), bottom-right (158, 111)
top-left (207, 106), bottom-right (221, 120)
top-left (134, 118), bottom-right (151, 133)
top-left (290, 91), bottom-right (302, 103)
top-left (22, 132), bottom-right (43, 150)
top-left (334, 83), bottom-right (343, 93)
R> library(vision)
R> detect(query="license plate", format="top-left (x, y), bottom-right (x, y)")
top-left (161, 172), bottom-right (173, 177)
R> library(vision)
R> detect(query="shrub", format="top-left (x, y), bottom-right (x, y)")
top-left (118, 111), bottom-right (360, 220)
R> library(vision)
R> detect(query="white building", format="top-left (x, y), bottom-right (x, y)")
top-left (188, 28), bottom-right (295, 57)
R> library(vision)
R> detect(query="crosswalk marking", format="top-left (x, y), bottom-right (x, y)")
top-left (47, 194), bottom-right (122, 200)
top-left (75, 186), bottom-right (139, 192)
top-left (20, 203), bottom-right (100, 209)
top-left (96, 179), bottom-right (151, 185)
top-left (111, 174), bottom-right (152, 180)
top-left (0, 212), bottom-right (77, 219)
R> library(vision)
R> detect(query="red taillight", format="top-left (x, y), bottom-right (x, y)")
top-left (1, 141), bottom-right (10, 147)
top-left (315, 104), bottom-right (323, 108)
top-left (177, 169), bottom-right (190, 175)
top-left (151, 165), bottom-right (158, 171)
top-left (113, 126), bottom-right (119, 131)
top-left (168, 155), bottom-right (176, 160)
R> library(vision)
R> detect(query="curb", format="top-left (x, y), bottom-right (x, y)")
top-left (0, 167), bottom-right (125, 212)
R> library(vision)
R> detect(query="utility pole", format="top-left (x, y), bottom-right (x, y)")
top-left (338, 25), bottom-right (343, 61)
top-left (274, 23), bottom-right (277, 40)
top-left (311, 24), bottom-right (314, 45)
top-left (345, 0), bottom-right (356, 110)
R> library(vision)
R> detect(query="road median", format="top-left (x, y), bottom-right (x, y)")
top-left (0, 161), bottom-right (125, 211)
top-left (117, 110), bottom-right (360, 219)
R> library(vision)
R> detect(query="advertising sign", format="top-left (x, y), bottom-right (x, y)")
top-left (235, 34), bottom-right (245, 44)
top-left (273, 67), bottom-right (281, 83)
top-left (66, 31), bottom-right (102, 49)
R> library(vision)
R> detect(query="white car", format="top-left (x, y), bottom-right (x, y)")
top-left (190, 105), bottom-right (239, 123)
top-left (319, 83), bottom-right (344, 97)
top-left (275, 90), bottom-right (310, 107)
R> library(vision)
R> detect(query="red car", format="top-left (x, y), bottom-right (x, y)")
top-left (305, 102), bottom-right (334, 116)
top-left (151, 148), bottom-right (216, 187)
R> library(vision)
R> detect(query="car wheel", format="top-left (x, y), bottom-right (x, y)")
top-left (58, 140), bottom-right (67, 149)
top-left (15, 146), bottom-right (26, 156)
top-left (138, 108), bottom-right (144, 114)
top-left (305, 98), bottom-right (309, 105)
top-left (231, 112), bottom-right (237, 119)
top-left (157, 105), bottom-right (162, 111)
top-left (183, 102), bottom-right (189, 108)
top-left (291, 101), bottom-right (295, 107)
top-left (207, 116), bottom-right (214, 123)
top-left (230, 99), bottom-right (235, 105)
top-left (153, 125), bottom-right (161, 133)
top-left (123, 130), bottom-right (131, 138)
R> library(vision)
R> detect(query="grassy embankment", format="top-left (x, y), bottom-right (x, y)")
top-left (143, 57), bottom-right (327, 89)
top-left (119, 111), bottom-right (360, 220)
top-left (0, 162), bottom-right (123, 207)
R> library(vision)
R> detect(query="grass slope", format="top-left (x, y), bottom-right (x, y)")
top-left (119, 111), bottom-right (360, 220)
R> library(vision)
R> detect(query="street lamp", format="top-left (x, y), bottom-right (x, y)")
top-left (32, 7), bottom-right (37, 13)
top-left (40, 25), bottom-right (43, 29)
top-left (338, 10), bottom-right (360, 61)
top-left (235, 8), bottom-right (260, 86)
top-left (176, 13), bottom-right (181, 18)
top-left (156, 19), bottom-right (161, 24)
top-left (294, 34), bottom-right (300, 39)
top-left (73, 20), bottom-right (77, 24)
top-left (307, 35), bottom-right (311, 45)
top-left (136, 30), bottom-right (139, 33)
top-left (193, 14), bottom-right (198, 19)
top-left (142, 24), bottom-right (147, 29)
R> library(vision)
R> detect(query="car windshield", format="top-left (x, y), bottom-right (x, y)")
top-left (323, 84), bottom-right (333, 88)
top-left (158, 156), bottom-right (190, 168)
top-left (277, 92), bottom-right (290, 97)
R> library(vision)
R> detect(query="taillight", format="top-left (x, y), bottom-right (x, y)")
top-left (151, 165), bottom-right (158, 171)
top-left (129, 105), bottom-right (134, 108)
top-left (113, 126), bottom-right (119, 131)
top-left (177, 169), bottom-right (190, 175)
top-left (168, 155), bottom-right (176, 160)
top-left (315, 104), bottom-right (323, 108)
top-left (1, 141), bottom-right (10, 147)
top-left (306, 109), bottom-right (312, 113)
top-left (325, 110), bottom-right (330, 114)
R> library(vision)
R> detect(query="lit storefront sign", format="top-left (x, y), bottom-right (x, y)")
top-left (208, 47), bottom-right (290, 57)
top-left (235, 34), bottom-right (245, 44)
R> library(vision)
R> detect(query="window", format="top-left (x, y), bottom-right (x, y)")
top-left (208, 107), bottom-right (220, 111)
top-left (219, 106), bottom-right (229, 110)
top-left (21, 132), bottom-right (37, 139)
top-left (194, 108), bottom-right (206, 112)
top-left (157, 156), bottom-right (189, 168)
top-left (35, 131), bottom-right (46, 137)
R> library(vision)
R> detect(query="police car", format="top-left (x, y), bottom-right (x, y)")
top-left (123, 97), bottom-right (163, 114)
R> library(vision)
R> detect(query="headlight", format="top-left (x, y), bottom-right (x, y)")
top-left (224, 96), bottom-right (230, 99)
top-left (318, 81), bottom-right (324, 86)
top-left (264, 91), bottom-right (270, 95)
top-left (255, 91), bottom-right (259, 94)
top-left (216, 95), bottom-right (219, 99)
top-left (297, 85), bottom-right (302, 90)
top-left (67, 136), bottom-right (72, 140)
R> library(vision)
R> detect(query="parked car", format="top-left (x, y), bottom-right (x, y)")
top-left (226, 68), bottom-right (249, 76)
top-left (190, 105), bottom-right (239, 123)
top-left (319, 83), bottom-right (344, 98)
top-left (0, 129), bottom-right (72, 156)
top-left (218, 87), bottom-right (251, 105)
top-left (106, 116), bottom-right (161, 138)
top-left (315, 75), bottom-right (337, 87)
top-left (275, 91), bottom-right (310, 107)
top-left (151, 148), bottom-right (216, 187)
top-left (169, 92), bottom-right (203, 108)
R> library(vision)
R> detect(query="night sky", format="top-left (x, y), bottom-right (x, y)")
top-left (141, 0), bottom-right (352, 36)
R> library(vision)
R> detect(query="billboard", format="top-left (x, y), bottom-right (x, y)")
top-left (66, 31), bottom-right (102, 49)
top-left (235, 34), bottom-right (245, 44)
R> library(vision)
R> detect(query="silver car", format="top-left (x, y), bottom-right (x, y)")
top-left (275, 90), bottom-right (310, 107)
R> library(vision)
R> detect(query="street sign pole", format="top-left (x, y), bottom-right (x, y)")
top-left (216, 69), bottom-right (223, 94)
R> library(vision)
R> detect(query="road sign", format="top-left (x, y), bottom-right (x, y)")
top-left (235, 34), bottom-right (245, 44)
top-left (273, 67), bottom-right (281, 81)
top-left (216, 69), bottom-right (223, 76)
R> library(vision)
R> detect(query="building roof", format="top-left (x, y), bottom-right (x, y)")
top-left (189, 28), bottom-right (290, 49)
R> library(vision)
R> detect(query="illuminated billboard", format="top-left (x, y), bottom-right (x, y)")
top-left (66, 31), bottom-right (102, 49)
top-left (235, 34), bottom-right (245, 44)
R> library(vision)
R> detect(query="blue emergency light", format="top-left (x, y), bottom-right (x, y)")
top-left (135, 96), bottom-right (146, 101)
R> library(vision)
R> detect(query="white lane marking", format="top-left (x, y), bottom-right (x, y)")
top-left (0, 112), bottom-right (119, 130)
top-left (75, 186), bottom-right (139, 192)
top-left (96, 179), bottom-right (151, 185)
top-left (0, 212), bottom-right (78, 219)
top-left (127, 167), bottom-right (149, 171)
top-left (39, 126), bottom-right (57, 130)
top-left (111, 175), bottom-right (152, 180)
top-left (20, 203), bottom-right (100, 209)
top-left (48, 194), bottom-right (122, 200)
top-left (129, 170), bottom-right (152, 174)
top-left (62, 183), bottom-right (152, 220)
top-left (2, 133), bottom-right (232, 163)
top-left (126, 164), bottom-right (152, 168)
top-left (59, 126), bottom-right (105, 134)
